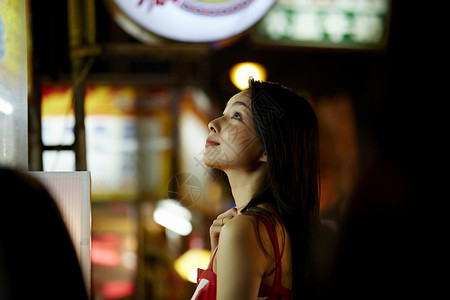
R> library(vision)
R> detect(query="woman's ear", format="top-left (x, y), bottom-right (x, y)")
top-left (259, 152), bottom-right (267, 163)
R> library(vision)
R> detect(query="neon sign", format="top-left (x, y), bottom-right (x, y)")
top-left (111, 0), bottom-right (275, 42)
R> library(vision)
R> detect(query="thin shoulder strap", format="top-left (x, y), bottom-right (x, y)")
top-left (207, 246), bottom-right (219, 270)
top-left (253, 214), bottom-right (283, 287)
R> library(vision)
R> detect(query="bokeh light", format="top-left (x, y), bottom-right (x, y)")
top-left (230, 62), bottom-right (267, 90)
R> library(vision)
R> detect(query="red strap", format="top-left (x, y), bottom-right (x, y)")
top-left (248, 214), bottom-right (283, 287)
top-left (207, 246), bottom-right (218, 271)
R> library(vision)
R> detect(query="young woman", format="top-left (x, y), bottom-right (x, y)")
top-left (192, 79), bottom-right (320, 300)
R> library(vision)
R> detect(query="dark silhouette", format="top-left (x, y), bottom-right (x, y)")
top-left (0, 168), bottom-right (89, 300)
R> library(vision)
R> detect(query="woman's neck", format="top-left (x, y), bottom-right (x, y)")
top-left (225, 164), bottom-right (266, 213)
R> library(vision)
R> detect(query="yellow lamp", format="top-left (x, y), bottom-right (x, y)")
top-left (174, 249), bottom-right (211, 283)
top-left (230, 62), bottom-right (267, 90)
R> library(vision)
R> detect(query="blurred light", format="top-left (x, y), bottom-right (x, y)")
top-left (230, 62), bottom-right (267, 90)
top-left (174, 249), bottom-right (211, 283)
top-left (121, 251), bottom-right (137, 270)
top-left (190, 87), bottom-right (212, 112)
top-left (153, 199), bottom-right (192, 236)
top-left (91, 234), bottom-right (121, 267)
top-left (43, 150), bottom-right (76, 171)
top-left (0, 97), bottom-right (13, 115)
top-left (179, 112), bottom-right (209, 188)
top-left (91, 244), bottom-right (121, 267)
top-left (102, 280), bottom-right (135, 299)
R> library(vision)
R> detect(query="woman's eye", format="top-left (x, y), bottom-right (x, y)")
top-left (232, 112), bottom-right (242, 120)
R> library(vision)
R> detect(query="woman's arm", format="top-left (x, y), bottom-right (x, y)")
top-left (216, 214), bottom-right (269, 300)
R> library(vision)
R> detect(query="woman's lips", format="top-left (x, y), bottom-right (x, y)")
top-left (206, 138), bottom-right (220, 147)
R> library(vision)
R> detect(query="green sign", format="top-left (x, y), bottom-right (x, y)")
top-left (253, 0), bottom-right (390, 49)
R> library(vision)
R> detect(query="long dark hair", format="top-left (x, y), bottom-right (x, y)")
top-left (241, 79), bottom-right (320, 297)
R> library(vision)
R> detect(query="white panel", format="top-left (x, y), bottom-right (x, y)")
top-left (29, 171), bottom-right (92, 294)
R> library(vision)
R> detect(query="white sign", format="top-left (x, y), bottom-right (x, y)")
top-left (112, 0), bottom-right (275, 42)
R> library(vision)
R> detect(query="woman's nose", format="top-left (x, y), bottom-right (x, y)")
top-left (208, 118), bottom-right (220, 133)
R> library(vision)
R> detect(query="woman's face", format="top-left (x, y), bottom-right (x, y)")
top-left (203, 89), bottom-right (265, 171)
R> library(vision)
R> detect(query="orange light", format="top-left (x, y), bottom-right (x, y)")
top-left (229, 62), bottom-right (267, 90)
top-left (174, 249), bottom-right (211, 283)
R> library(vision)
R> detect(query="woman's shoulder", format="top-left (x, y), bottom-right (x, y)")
top-left (220, 212), bottom-right (273, 247)
top-left (221, 213), bottom-right (257, 239)
top-left (217, 213), bottom-right (271, 272)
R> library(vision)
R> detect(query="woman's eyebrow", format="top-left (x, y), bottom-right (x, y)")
top-left (223, 100), bottom-right (251, 114)
top-left (232, 101), bottom-right (250, 110)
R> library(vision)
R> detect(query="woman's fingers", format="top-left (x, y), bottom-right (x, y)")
top-left (212, 213), bottom-right (234, 227)
top-left (210, 207), bottom-right (237, 233)
top-left (218, 207), bottom-right (238, 221)
top-left (216, 208), bottom-right (238, 226)
top-left (210, 207), bottom-right (238, 250)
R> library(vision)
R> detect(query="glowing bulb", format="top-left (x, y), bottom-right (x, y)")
top-left (174, 249), bottom-right (211, 283)
top-left (230, 62), bottom-right (267, 90)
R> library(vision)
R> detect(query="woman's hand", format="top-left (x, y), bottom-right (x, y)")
top-left (210, 207), bottom-right (238, 251)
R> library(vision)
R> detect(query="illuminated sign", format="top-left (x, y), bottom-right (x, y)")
top-left (111, 0), bottom-right (275, 42)
top-left (0, 0), bottom-right (27, 168)
top-left (253, 0), bottom-right (391, 49)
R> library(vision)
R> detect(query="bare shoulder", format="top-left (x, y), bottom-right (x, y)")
top-left (217, 213), bottom-right (268, 277)
top-left (220, 213), bottom-right (257, 242)
top-left (219, 213), bottom-right (271, 249)
top-left (215, 214), bottom-right (269, 298)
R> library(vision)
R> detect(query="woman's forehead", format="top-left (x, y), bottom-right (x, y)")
top-left (226, 89), bottom-right (251, 107)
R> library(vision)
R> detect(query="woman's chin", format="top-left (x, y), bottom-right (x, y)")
top-left (202, 156), bottom-right (224, 171)
top-left (202, 157), bottom-right (216, 169)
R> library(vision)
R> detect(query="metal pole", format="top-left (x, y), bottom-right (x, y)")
top-left (68, 0), bottom-right (87, 171)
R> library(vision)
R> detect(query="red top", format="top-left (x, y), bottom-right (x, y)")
top-left (191, 214), bottom-right (293, 300)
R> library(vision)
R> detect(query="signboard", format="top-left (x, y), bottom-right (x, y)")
top-left (0, 0), bottom-right (27, 168)
top-left (41, 85), bottom-right (174, 200)
top-left (252, 0), bottom-right (391, 50)
top-left (110, 0), bottom-right (275, 42)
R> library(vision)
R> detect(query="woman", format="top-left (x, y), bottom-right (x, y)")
top-left (192, 79), bottom-right (320, 299)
